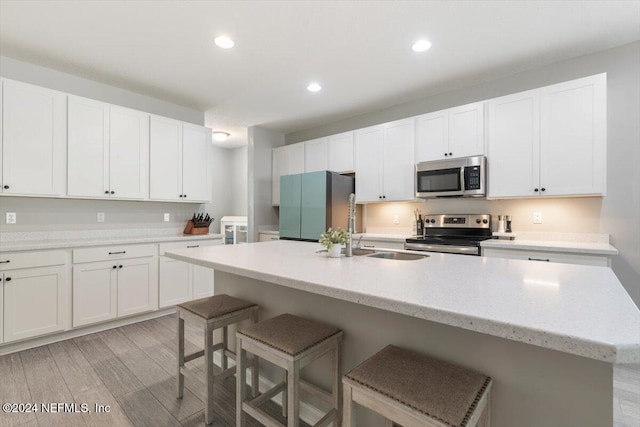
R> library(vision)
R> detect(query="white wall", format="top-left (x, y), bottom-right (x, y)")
top-left (230, 146), bottom-right (248, 216)
top-left (286, 42), bottom-right (640, 306)
top-left (247, 126), bottom-right (285, 242)
top-left (0, 56), bottom-right (235, 235)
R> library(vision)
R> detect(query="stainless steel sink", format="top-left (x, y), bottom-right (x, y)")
top-left (366, 251), bottom-right (428, 260)
top-left (351, 248), bottom-right (376, 256)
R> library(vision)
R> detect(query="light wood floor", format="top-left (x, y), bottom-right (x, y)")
top-left (0, 314), bottom-right (307, 427)
top-left (614, 363), bottom-right (640, 427)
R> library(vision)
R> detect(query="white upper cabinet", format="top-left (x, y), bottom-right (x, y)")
top-left (488, 74), bottom-right (606, 198)
top-left (272, 143), bottom-right (304, 205)
top-left (68, 96), bottom-right (149, 199)
top-left (355, 118), bottom-right (415, 203)
top-left (149, 117), bottom-right (210, 203)
top-left (304, 137), bottom-right (328, 173)
top-left (328, 131), bottom-right (355, 173)
top-left (1, 79), bottom-right (67, 196)
top-left (415, 102), bottom-right (484, 162)
top-left (181, 123), bottom-right (210, 202)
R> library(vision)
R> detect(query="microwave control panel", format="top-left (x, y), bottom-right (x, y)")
top-left (464, 166), bottom-right (482, 190)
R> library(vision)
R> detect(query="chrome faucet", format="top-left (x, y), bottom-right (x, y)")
top-left (345, 193), bottom-right (356, 257)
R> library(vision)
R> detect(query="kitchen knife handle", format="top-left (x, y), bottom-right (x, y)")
top-left (108, 251), bottom-right (126, 255)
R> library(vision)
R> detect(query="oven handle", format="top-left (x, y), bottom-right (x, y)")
top-left (404, 243), bottom-right (479, 255)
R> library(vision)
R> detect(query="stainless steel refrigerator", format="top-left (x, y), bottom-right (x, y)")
top-left (279, 171), bottom-right (356, 241)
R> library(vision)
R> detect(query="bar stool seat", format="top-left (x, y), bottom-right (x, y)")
top-left (176, 294), bottom-right (259, 425)
top-left (343, 345), bottom-right (492, 427)
top-left (236, 313), bottom-right (343, 427)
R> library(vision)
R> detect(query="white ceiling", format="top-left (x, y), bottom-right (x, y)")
top-left (1, 1), bottom-right (639, 149)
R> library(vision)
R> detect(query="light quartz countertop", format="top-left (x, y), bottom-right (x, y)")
top-left (352, 232), bottom-right (415, 242)
top-left (0, 229), bottom-right (223, 252)
top-left (480, 238), bottom-right (619, 255)
top-left (166, 240), bottom-right (640, 364)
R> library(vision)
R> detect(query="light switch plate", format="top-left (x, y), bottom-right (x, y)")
top-left (533, 212), bottom-right (543, 224)
top-left (97, 212), bottom-right (105, 223)
top-left (164, 213), bottom-right (170, 222)
top-left (393, 215), bottom-right (400, 224)
top-left (6, 212), bottom-right (16, 224)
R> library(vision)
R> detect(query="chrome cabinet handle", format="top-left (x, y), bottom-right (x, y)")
top-left (528, 257), bottom-right (550, 262)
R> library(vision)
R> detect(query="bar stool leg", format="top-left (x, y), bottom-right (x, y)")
top-left (236, 336), bottom-right (247, 427)
top-left (287, 360), bottom-right (300, 427)
top-left (343, 383), bottom-right (355, 427)
top-left (333, 338), bottom-right (343, 427)
top-left (176, 312), bottom-right (185, 399)
top-left (204, 321), bottom-right (214, 425)
top-left (250, 309), bottom-right (259, 398)
top-left (384, 420), bottom-right (393, 427)
top-left (222, 326), bottom-right (228, 370)
top-left (282, 373), bottom-right (287, 417)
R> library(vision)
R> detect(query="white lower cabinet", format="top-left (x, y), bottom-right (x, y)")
top-left (481, 248), bottom-right (611, 267)
top-left (72, 244), bottom-right (158, 327)
top-left (1, 250), bottom-right (69, 343)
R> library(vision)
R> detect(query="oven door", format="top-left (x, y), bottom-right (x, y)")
top-left (415, 166), bottom-right (464, 198)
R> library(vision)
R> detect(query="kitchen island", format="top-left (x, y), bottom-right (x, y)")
top-left (166, 240), bottom-right (640, 427)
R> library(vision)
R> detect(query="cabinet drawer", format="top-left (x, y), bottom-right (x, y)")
top-left (482, 248), bottom-right (610, 267)
top-left (159, 239), bottom-right (222, 256)
top-left (73, 244), bottom-right (156, 264)
top-left (0, 250), bottom-right (67, 271)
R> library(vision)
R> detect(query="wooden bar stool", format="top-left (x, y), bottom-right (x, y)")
top-left (343, 345), bottom-right (492, 427)
top-left (176, 294), bottom-right (259, 425)
top-left (236, 313), bottom-right (343, 427)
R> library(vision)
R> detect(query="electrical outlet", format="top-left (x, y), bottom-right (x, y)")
top-left (97, 212), bottom-right (105, 223)
top-left (6, 212), bottom-right (16, 224)
top-left (393, 214), bottom-right (400, 224)
top-left (164, 213), bottom-right (170, 222)
top-left (533, 212), bottom-right (543, 224)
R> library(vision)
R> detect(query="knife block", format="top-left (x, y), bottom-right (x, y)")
top-left (183, 220), bottom-right (209, 235)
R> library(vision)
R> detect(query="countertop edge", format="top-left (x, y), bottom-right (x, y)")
top-left (165, 250), bottom-right (639, 364)
top-left (480, 239), bottom-right (619, 255)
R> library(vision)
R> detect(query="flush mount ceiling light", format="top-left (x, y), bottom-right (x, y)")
top-left (212, 131), bottom-right (230, 142)
top-left (307, 82), bottom-right (322, 92)
top-left (411, 39), bottom-right (432, 52)
top-left (214, 35), bottom-right (234, 49)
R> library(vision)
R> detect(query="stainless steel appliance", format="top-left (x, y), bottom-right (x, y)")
top-left (405, 214), bottom-right (492, 256)
top-left (415, 155), bottom-right (486, 198)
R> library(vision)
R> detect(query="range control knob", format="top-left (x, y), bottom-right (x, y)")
top-left (430, 219), bottom-right (436, 224)
top-left (482, 219), bottom-right (489, 224)
top-left (476, 219), bottom-right (482, 224)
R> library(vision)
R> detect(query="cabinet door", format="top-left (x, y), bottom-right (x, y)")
top-left (382, 119), bottom-right (415, 201)
top-left (73, 261), bottom-right (118, 327)
top-left (182, 123), bottom-right (210, 202)
top-left (448, 102), bottom-right (484, 158)
top-left (540, 74), bottom-right (606, 196)
top-left (2, 79), bottom-right (66, 196)
top-left (355, 125), bottom-right (384, 202)
top-left (279, 174), bottom-right (302, 239)
top-left (328, 132), bottom-right (355, 173)
top-left (415, 110), bottom-right (448, 162)
top-left (272, 146), bottom-right (286, 205)
top-left (109, 106), bottom-right (149, 199)
top-left (68, 96), bottom-right (110, 197)
top-left (159, 257), bottom-right (191, 308)
top-left (287, 143), bottom-right (305, 175)
top-left (192, 265), bottom-right (214, 299)
top-left (0, 273), bottom-right (3, 344)
top-left (487, 90), bottom-right (540, 198)
top-left (304, 137), bottom-right (328, 173)
top-left (117, 257), bottom-right (158, 317)
top-left (4, 266), bottom-right (68, 342)
top-left (150, 116), bottom-right (183, 201)
top-left (301, 171), bottom-right (327, 240)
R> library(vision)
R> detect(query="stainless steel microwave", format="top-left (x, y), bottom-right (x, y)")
top-left (415, 155), bottom-right (486, 198)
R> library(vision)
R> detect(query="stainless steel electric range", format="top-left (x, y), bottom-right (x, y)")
top-left (405, 214), bottom-right (492, 256)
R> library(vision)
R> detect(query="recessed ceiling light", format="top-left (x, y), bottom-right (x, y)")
top-left (307, 82), bottom-right (322, 92)
top-left (212, 131), bottom-right (230, 142)
top-left (411, 39), bottom-right (432, 52)
top-left (214, 36), bottom-right (234, 49)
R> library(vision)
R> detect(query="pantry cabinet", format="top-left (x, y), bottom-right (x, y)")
top-left (1, 250), bottom-right (68, 343)
top-left (272, 143), bottom-right (304, 205)
top-left (415, 102), bottom-right (484, 162)
top-left (487, 74), bottom-right (606, 198)
top-left (149, 117), bottom-right (210, 202)
top-left (68, 96), bottom-right (149, 199)
top-left (355, 118), bottom-right (415, 203)
top-left (0, 78), bottom-right (67, 197)
top-left (72, 244), bottom-right (158, 327)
